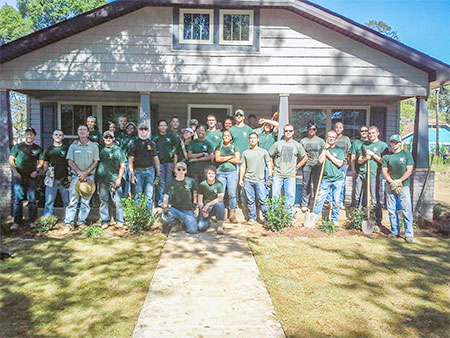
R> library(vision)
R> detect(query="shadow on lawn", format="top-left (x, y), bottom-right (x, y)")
top-left (301, 238), bottom-right (450, 338)
top-left (0, 236), bottom-right (163, 337)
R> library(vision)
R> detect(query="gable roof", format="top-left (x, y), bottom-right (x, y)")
top-left (1, 0), bottom-right (449, 87)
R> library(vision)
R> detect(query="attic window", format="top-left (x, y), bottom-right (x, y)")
top-left (219, 10), bottom-right (254, 45)
top-left (180, 9), bottom-right (214, 44)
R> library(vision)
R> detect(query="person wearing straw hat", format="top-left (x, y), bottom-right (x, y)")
top-left (358, 126), bottom-right (389, 232)
top-left (96, 131), bottom-right (127, 228)
top-left (9, 127), bottom-right (43, 230)
top-left (313, 130), bottom-right (346, 225)
top-left (382, 134), bottom-right (415, 243)
top-left (64, 125), bottom-right (99, 229)
top-left (162, 162), bottom-right (199, 234)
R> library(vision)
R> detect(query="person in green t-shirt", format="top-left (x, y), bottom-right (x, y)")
top-left (382, 134), bottom-right (415, 243)
top-left (119, 122), bottom-right (137, 197)
top-left (205, 114), bottom-right (223, 150)
top-left (115, 116), bottom-right (128, 141)
top-left (162, 162), bottom-right (199, 234)
top-left (42, 129), bottom-right (70, 217)
top-left (214, 130), bottom-right (241, 223)
top-left (300, 122), bottom-right (326, 212)
top-left (86, 115), bottom-right (103, 145)
top-left (239, 132), bottom-right (273, 224)
top-left (229, 109), bottom-right (254, 154)
top-left (198, 166), bottom-right (226, 234)
top-left (97, 131), bottom-right (126, 227)
top-left (9, 127), bottom-right (43, 230)
top-left (152, 119), bottom-right (180, 207)
top-left (333, 121), bottom-right (352, 206)
top-left (313, 130), bottom-right (346, 224)
top-left (175, 127), bottom-right (194, 164)
top-left (187, 125), bottom-right (214, 184)
top-left (350, 125), bottom-right (369, 208)
top-left (269, 124), bottom-right (307, 214)
top-left (253, 118), bottom-right (279, 151)
top-left (358, 126), bottom-right (389, 230)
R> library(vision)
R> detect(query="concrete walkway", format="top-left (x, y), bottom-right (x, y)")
top-left (132, 222), bottom-right (285, 337)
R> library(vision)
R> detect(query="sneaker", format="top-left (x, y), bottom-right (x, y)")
top-left (301, 207), bottom-right (309, 213)
top-left (62, 226), bottom-right (72, 234)
top-left (216, 226), bottom-right (224, 234)
top-left (101, 223), bottom-right (109, 229)
top-left (373, 225), bottom-right (381, 233)
top-left (340, 205), bottom-right (346, 210)
top-left (332, 221), bottom-right (339, 227)
top-left (388, 233), bottom-right (398, 239)
top-left (115, 223), bottom-right (125, 228)
top-left (246, 219), bottom-right (256, 225)
top-left (10, 223), bottom-right (19, 231)
top-left (29, 222), bottom-right (36, 229)
top-left (405, 237), bottom-right (414, 243)
top-left (171, 222), bottom-right (183, 232)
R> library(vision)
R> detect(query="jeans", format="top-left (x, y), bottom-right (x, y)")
top-left (353, 173), bottom-right (366, 209)
top-left (244, 180), bottom-right (268, 221)
top-left (369, 175), bottom-right (383, 225)
top-left (165, 207), bottom-right (198, 234)
top-left (327, 164), bottom-right (347, 205)
top-left (386, 185), bottom-right (414, 238)
top-left (272, 176), bottom-right (296, 214)
top-left (13, 178), bottom-right (37, 223)
top-left (236, 165), bottom-right (248, 212)
top-left (43, 179), bottom-right (69, 217)
top-left (314, 178), bottom-right (344, 222)
top-left (198, 202), bottom-right (226, 231)
top-left (121, 162), bottom-right (131, 199)
top-left (134, 167), bottom-right (155, 212)
top-left (301, 164), bottom-right (321, 209)
top-left (64, 175), bottom-right (94, 225)
top-left (217, 171), bottom-right (238, 210)
top-left (156, 163), bottom-right (173, 207)
top-left (98, 183), bottom-right (125, 225)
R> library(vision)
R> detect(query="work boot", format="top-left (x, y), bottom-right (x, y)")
top-left (216, 221), bottom-right (224, 234)
top-left (229, 209), bottom-right (238, 224)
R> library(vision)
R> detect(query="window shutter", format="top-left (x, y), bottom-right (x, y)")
top-left (40, 103), bottom-right (57, 149)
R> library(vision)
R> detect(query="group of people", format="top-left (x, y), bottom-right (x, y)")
top-left (9, 109), bottom-right (415, 242)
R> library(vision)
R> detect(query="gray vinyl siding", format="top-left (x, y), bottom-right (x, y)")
top-left (0, 7), bottom-right (428, 96)
top-left (385, 103), bottom-right (401, 140)
top-left (29, 98), bottom-right (41, 144)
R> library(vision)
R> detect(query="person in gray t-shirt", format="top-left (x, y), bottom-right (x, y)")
top-left (239, 133), bottom-right (273, 224)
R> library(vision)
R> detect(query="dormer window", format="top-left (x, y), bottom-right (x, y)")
top-left (179, 9), bottom-right (214, 44)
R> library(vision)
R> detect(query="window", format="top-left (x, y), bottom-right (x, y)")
top-left (61, 105), bottom-right (96, 136)
top-left (102, 106), bottom-right (138, 131)
top-left (331, 109), bottom-right (367, 140)
top-left (180, 9), bottom-right (214, 44)
top-left (220, 10), bottom-right (254, 45)
top-left (291, 109), bottom-right (327, 140)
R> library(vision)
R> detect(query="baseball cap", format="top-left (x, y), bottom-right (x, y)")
top-left (25, 127), bottom-right (37, 135)
top-left (175, 162), bottom-right (187, 169)
top-left (234, 109), bottom-right (245, 116)
top-left (182, 127), bottom-right (194, 134)
top-left (103, 130), bottom-right (114, 138)
top-left (189, 119), bottom-right (198, 126)
top-left (390, 134), bottom-right (402, 142)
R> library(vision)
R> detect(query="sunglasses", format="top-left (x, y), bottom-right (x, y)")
top-left (176, 168), bottom-right (186, 171)
top-left (284, 130), bottom-right (294, 133)
top-left (308, 128), bottom-right (317, 131)
top-left (360, 130), bottom-right (369, 133)
top-left (139, 127), bottom-right (148, 131)
top-left (104, 136), bottom-right (114, 139)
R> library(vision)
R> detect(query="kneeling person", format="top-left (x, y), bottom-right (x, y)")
top-left (96, 131), bottom-right (126, 227)
top-left (198, 166), bottom-right (226, 234)
top-left (162, 162), bottom-right (198, 234)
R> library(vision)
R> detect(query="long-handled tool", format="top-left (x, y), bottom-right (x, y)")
top-left (362, 160), bottom-right (375, 234)
top-left (304, 158), bottom-right (326, 228)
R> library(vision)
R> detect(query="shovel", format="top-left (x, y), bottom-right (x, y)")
top-left (304, 158), bottom-right (326, 228)
top-left (362, 160), bottom-right (375, 234)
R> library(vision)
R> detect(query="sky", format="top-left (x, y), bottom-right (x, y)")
top-left (3, 0), bottom-right (450, 64)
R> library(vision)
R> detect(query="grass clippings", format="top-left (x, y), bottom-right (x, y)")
top-left (0, 235), bottom-right (165, 337)
top-left (249, 236), bottom-right (450, 338)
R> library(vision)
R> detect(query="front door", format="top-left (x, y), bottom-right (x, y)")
top-left (189, 105), bottom-right (232, 126)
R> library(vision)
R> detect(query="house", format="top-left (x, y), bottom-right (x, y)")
top-left (402, 122), bottom-right (450, 155)
top-left (1, 0), bottom-right (449, 219)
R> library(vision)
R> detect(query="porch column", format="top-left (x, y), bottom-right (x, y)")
top-left (140, 92), bottom-right (151, 137)
top-left (277, 93), bottom-right (289, 141)
top-left (0, 89), bottom-right (13, 218)
top-left (412, 97), bottom-right (429, 169)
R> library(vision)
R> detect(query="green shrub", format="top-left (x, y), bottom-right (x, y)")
top-left (122, 194), bottom-right (156, 233)
top-left (433, 204), bottom-right (443, 220)
top-left (81, 226), bottom-right (103, 238)
top-left (35, 216), bottom-right (58, 233)
top-left (345, 209), bottom-right (367, 230)
top-left (265, 196), bottom-right (294, 232)
top-left (318, 217), bottom-right (339, 234)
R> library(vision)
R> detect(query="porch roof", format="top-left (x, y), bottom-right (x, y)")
top-left (1, 0), bottom-right (449, 88)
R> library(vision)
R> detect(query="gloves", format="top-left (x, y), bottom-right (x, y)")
top-left (390, 180), bottom-right (403, 194)
top-left (266, 176), bottom-right (273, 187)
top-left (154, 175), bottom-right (160, 186)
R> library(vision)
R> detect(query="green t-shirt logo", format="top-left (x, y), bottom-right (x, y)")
top-left (203, 145), bottom-right (207, 151)
top-left (59, 150), bottom-right (66, 157)
top-left (373, 147), bottom-right (378, 152)
top-left (108, 153), bottom-right (114, 159)
top-left (243, 132), bottom-right (247, 137)
top-left (147, 145), bottom-right (152, 150)
top-left (31, 149), bottom-right (40, 157)
top-left (400, 157), bottom-right (405, 163)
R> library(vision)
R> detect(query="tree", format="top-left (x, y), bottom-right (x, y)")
top-left (0, 5), bottom-right (32, 45)
top-left (365, 20), bottom-right (399, 40)
top-left (17, 0), bottom-right (107, 31)
top-left (428, 85), bottom-right (450, 124)
top-left (10, 92), bottom-right (27, 143)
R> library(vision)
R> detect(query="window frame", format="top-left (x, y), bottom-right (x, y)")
top-left (179, 8), bottom-right (214, 45)
top-left (219, 9), bottom-right (254, 46)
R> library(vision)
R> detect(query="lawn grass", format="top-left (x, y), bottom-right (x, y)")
top-left (1, 235), bottom-right (165, 337)
top-left (249, 236), bottom-right (450, 338)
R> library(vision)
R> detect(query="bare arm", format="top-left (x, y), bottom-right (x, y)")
top-left (296, 154), bottom-right (308, 169)
top-left (239, 162), bottom-right (246, 187)
top-left (228, 151), bottom-right (241, 165)
top-left (115, 162), bottom-right (126, 187)
top-left (318, 149), bottom-right (327, 164)
top-left (258, 118), bottom-right (279, 128)
top-left (266, 160), bottom-right (273, 177)
top-left (163, 193), bottom-right (170, 208)
top-left (215, 150), bottom-right (233, 163)
top-left (9, 156), bottom-right (20, 179)
top-left (128, 156), bottom-right (136, 184)
top-left (153, 156), bottom-right (160, 176)
top-left (326, 150), bottom-right (344, 168)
